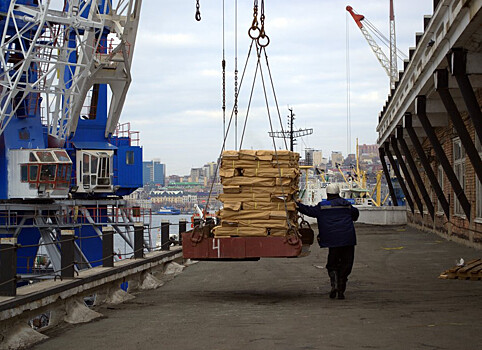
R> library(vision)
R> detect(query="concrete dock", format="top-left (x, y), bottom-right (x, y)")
top-left (32, 224), bottom-right (482, 350)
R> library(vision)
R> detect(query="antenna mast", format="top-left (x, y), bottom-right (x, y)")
top-left (268, 108), bottom-right (313, 152)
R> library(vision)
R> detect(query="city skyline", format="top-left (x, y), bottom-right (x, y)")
top-left (147, 143), bottom-right (379, 177)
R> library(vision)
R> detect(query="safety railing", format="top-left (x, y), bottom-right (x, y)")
top-left (95, 37), bottom-right (131, 64)
top-left (0, 205), bottom-right (152, 228)
top-left (0, 219), bottom-right (189, 297)
top-left (113, 122), bottom-right (140, 146)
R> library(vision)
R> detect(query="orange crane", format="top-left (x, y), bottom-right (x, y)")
top-left (346, 1), bottom-right (406, 89)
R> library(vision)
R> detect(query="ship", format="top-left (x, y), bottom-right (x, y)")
top-left (298, 161), bottom-right (406, 226)
top-left (158, 207), bottom-right (181, 215)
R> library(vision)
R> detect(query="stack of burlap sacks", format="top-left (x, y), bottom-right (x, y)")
top-left (213, 150), bottom-right (300, 237)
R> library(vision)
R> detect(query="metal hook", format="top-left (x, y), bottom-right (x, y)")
top-left (195, 0), bottom-right (201, 21)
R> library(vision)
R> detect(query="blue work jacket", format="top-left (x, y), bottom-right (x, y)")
top-left (296, 197), bottom-right (359, 248)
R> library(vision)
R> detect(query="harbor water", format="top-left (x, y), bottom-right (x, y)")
top-left (114, 213), bottom-right (192, 258)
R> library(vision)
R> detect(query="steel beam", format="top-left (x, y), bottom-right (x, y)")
top-left (396, 126), bottom-right (435, 220)
top-left (415, 95), bottom-right (471, 219)
top-left (391, 136), bottom-right (424, 215)
top-left (404, 113), bottom-right (450, 219)
top-left (36, 217), bottom-right (62, 273)
top-left (108, 221), bottom-right (134, 250)
top-left (122, 209), bottom-right (150, 250)
top-left (449, 48), bottom-right (482, 149)
top-left (435, 69), bottom-right (482, 184)
top-left (384, 142), bottom-right (414, 213)
top-left (379, 148), bottom-right (399, 206)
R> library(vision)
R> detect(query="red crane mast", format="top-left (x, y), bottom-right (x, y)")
top-left (346, 1), bottom-right (403, 89)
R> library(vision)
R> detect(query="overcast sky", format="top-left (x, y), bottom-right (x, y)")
top-left (120, 0), bottom-right (434, 175)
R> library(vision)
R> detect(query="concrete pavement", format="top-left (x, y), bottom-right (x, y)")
top-left (33, 224), bottom-right (482, 350)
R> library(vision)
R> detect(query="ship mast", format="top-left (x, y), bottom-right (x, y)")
top-left (268, 108), bottom-right (313, 152)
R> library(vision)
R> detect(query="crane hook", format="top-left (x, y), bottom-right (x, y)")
top-left (195, 0), bottom-right (201, 21)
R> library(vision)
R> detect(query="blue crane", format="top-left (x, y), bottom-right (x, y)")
top-left (0, 0), bottom-right (144, 280)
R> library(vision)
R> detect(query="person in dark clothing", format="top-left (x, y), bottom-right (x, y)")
top-left (296, 184), bottom-right (359, 299)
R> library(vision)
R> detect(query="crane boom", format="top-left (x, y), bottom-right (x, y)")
top-left (346, 5), bottom-right (397, 89)
top-left (389, 0), bottom-right (398, 87)
top-left (0, 0), bottom-right (142, 141)
top-left (69, 0), bottom-right (143, 139)
top-left (0, 1), bottom-right (106, 140)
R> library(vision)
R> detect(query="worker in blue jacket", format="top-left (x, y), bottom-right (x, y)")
top-left (296, 184), bottom-right (359, 299)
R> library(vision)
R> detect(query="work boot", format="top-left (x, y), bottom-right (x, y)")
top-left (337, 278), bottom-right (346, 300)
top-left (328, 271), bottom-right (337, 299)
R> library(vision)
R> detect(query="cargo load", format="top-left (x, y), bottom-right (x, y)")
top-left (214, 150), bottom-right (300, 238)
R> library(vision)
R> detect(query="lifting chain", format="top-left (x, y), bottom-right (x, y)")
top-left (222, 59), bottom-right (226, 113)
top-left (248, 1), bottom-right (259, 40)
top-left (258, 0), bottom-right (269, 47)
top-left (195, 0), bottom-right (201, 21)
top-left (234, 67), bottom-right (238, 126)
top-left (248, 0), bottom-right (269, 47)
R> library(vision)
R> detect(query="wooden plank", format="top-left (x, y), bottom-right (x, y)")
top-left (441, 259), bottom-right (482, 280)
top-left (446, 272), bottom-right (458, 279)
top-left (470, 265), bottom-right (482, 274)
top-left (448, 266), bottom-right (462, 273)
top-left (459, 260), bottom-right (482, 273)
top-left (448, 259), bottom-right (480, 273)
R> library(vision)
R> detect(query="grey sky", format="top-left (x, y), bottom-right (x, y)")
top-left (120, 0), bottom-right (434, 175)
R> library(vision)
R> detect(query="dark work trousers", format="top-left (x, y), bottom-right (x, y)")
top-left (326, 245), bottom-right (355, 283)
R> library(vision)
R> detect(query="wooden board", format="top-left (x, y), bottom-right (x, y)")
top-left (440, 259), bottom-right (482, 280)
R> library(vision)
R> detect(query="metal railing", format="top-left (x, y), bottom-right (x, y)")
top-left (0, 218), bottom-right (188, 297)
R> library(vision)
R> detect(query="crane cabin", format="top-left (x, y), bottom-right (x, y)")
top-left (73, 148), bottom-right (115, 194)
top-left (6, 149), bottom-right (72, 199)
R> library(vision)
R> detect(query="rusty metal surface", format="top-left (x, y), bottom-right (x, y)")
top-left (182, 232), bottom-right (302, 259)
